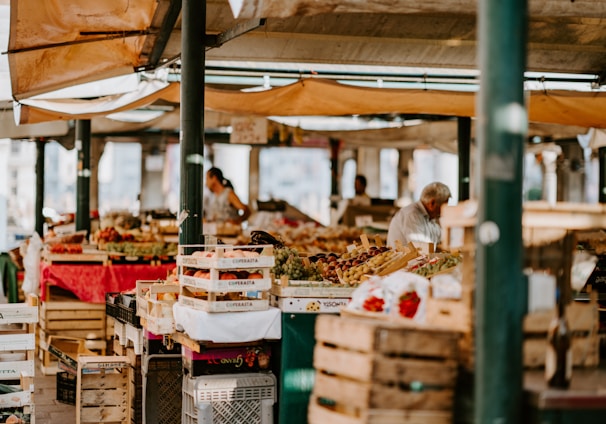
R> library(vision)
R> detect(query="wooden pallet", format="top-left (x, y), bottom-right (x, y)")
top-left (309, 315), bottom-right (460, 424)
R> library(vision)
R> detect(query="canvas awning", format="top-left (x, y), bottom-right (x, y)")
top-left (13, 78), bottom-right (606, 130)
top-left (6, 0), bottom-right (169, 100)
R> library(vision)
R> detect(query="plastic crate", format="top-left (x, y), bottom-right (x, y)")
top-left (182, 373), bottom-right (276, 424)
top-left (142, 353), bottom-right (183, 424)
top-left (106, 292), bottom-right (141, 327)
top-left (56, 371), bottom-right (76, 405)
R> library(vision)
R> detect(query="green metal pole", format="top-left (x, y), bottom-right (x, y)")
top-left (35, 138), bottom-right (45, 237)
top-left (179, 0), bottom-right (205, 246)
top-left (475, 0), bottom-right (528, 422)
top-left (75, 120), bottom-right (91, 236)
top-left (457, 117), bottom-right (471, 201)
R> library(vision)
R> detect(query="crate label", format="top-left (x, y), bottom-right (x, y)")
top-left (0, 305), bottom-right (38, 324)
top-left (0, 360), bottom-right (35, 379)
top-left (179, 296), bottom-right (269, 312)
top-left (85, 361), bottom-right (129, 370)
top-left (181, 275), bottom-right (271, 292)
top-left (270, 283), bottom-right (355, 298)
top-left (271, 296), bottom-right (350, 313)
top-left (178, 254), bottom-right (274, 269)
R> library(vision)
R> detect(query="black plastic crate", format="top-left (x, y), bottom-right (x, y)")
top-left (143, 354), bottom-right (182, 424)
top-left (56, 371), bottom-right (76, 405)
top-left (106, 292), bottom-right (141, 327)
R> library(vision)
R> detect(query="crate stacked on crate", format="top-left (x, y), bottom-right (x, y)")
top-left (0, 296), bottom-right (38, 422)
top-left (76, 355), bottom-right (131, 424)
top-left (182, 372), bottom-right (277, 424)
top-left (39, 289), bottom-right (108, 375)
top-left (113, 339), bottom-right (143, 424)
top-left (47, 335), bottom-right (98, 406)
top-left (308, 314), bottom-right (461, 424)
top-left (135, 280), bottom-right (180, 336)
top-left (106, 292), bottom-right (144, 356)
top-left (177, 244), bottom-right (274, 313)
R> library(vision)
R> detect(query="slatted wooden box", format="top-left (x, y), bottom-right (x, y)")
top-left (76, 356), bottom-right (131, 424)
top-left (308, 314), bottom-right (460, 424)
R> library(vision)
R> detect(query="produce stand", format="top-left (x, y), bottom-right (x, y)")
top-left (40, 261), bottom-right (174, 304)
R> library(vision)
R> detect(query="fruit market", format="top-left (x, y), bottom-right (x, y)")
top-left (1, 1), bottom-right (606, 424)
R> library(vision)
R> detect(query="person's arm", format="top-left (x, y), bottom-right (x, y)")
top-left (228, 190), bottom-right (251, 223)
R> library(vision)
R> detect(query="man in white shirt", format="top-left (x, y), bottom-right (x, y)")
top-left (387, 182), bottom-right (451, 248)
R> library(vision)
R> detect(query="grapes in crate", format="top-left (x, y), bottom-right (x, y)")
top-left (272, 247), bottom-right (322, 281)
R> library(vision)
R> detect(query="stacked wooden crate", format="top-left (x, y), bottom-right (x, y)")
top-left (0, 296), bottom-right (38, 422)
top-left (113, 339), bottom-right (142, 424)
top-left (38, 290), bottom-right (107, 375)
top-left (177, 244), bottom-right (274, 313)
top-left (308, 314), bottom-right (460, 424)
top-left (76, 355), bottom-right (130, 424)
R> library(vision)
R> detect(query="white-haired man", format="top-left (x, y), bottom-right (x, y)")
top-left (387, 182), bottom-right (452, 248)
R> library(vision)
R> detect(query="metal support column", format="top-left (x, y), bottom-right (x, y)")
top-left (35, 138), bottom-right (45, 237)
top-left (476, 0), bottom-right (528, 422)
top-left (458, 117), bottom-right (471, 201)
top-left (75, 120), bottom-right (91, 236)
top-left (329, 138), bottom-right (341, 208)
top-left (598, 146), bottom-right (606, 203)
top-left (179, 0), bottom-right (205, 246)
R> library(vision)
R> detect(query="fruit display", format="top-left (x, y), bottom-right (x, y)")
top-left (310, 246), bottom-right (407, 286)
top-left (48, 243), bottom-right (83, 254)
top-left (241, 224), bottom-right (366, 254)
top-left (103, 241), bottom-right (178, 257)
top-left (406, 252), bottom-right (462, 277)
top-left (272, 247), bottom-right (322, 281)
top-left (346, 270), bottom-right (430, 322)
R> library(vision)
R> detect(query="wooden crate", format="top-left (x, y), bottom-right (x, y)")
top-left (76, 356), bottom-right (130, 424)
top-left (309, 315), bottom-right (460, 424)
top-left (523, 296), bottom-right (600, 368)
top-left (0, 297), bottom-right (38, 381)
top-left (112, 343), bottom-right (142, 424)
top-left (40, 299), bottom-right (106, 340)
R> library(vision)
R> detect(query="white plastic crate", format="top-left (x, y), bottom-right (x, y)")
top-left (182, 373), bottom-right (276, 424)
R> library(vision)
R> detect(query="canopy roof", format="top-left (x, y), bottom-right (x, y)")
top-left (8, 0), bottom-right (606, 100)
top-left (14, 78), bottom-right (606, 131)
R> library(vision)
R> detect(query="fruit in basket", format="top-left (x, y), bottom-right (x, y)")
top-left (49, 243), bottom-right (83, 254)
top-left (220, 272), bottom-right (238, 280)
top-left (193, 270), bottom-right (210, 279)
top-left (398, 291), bottom-right (420, 318)
top-left (248, 272), bottom-right (263, 279)
top-left (362, 295), bottom-right (385, 312)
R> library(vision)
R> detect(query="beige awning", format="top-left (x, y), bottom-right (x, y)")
top-left (15, 81), bottom-right (180, 125)
top-left (14, 78), bottom-right (606, 129)
top-left (7, 0), bottom-right (159, 100)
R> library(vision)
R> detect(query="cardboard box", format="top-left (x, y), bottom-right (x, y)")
top-left (182, 344), bottom-right (272, 377)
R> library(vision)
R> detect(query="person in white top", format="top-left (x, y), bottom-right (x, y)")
top-left (205, 167), bottom-right (251, 224)
top-left (386, 182), bottom-right (451, 248)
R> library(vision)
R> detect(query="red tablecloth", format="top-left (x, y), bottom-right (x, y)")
top-left (40, 261), bottom-right (175, 303)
